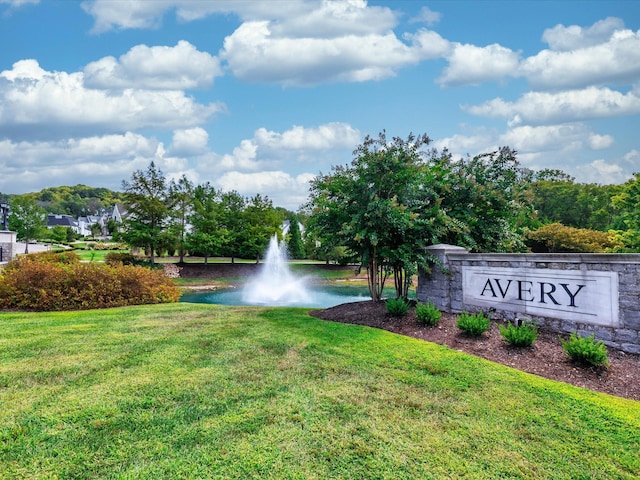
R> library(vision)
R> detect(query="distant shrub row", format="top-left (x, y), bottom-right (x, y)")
top-left (0, 252), bottom-right (180, 311)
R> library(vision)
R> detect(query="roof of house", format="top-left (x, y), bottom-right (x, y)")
top-left (47, 214), bottom-right (78, 228)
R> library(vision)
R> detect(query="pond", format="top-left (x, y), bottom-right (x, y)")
top-left (180, 284), bottom-right (371, 309)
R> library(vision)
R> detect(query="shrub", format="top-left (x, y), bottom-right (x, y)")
top-left (562, 333), bottom-right (609, 367)
top-left (499, 321), bottom-right (538, 347)
top-left (526, 223), bottom-right (621, 253)
top-left (29, 250), bottom-right (80, 265)
top-left (0, 255), bottom-right (180, 311)
top-left (416, 301), bottom-right (441, 326)
top-left (456, 311), bottom-right (491, 337)
top-left (386, 297), bottom-right (409, 317)
top-left (105, 252), bottom-right (139, 266)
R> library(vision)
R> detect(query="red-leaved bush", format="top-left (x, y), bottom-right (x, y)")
top-left (0, 252), bottom-right (180, 311)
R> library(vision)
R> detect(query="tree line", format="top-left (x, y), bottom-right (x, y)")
top-left (115, 162), bottom-right (302, 265)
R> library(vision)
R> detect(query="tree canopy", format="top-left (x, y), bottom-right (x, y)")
top-left (305, 132), bottom-right (533, 301)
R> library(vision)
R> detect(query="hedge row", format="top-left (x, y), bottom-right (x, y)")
top-left (0, 252), bottom-right (180, 311)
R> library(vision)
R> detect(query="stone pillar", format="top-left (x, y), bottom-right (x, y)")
top-left (417, 244), bottom-right (468, 312)
top-left (0, 230), bottom-right (17, 263)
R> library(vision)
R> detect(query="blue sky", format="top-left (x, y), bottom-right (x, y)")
top-left (1, 0), bottom-right (639, 210)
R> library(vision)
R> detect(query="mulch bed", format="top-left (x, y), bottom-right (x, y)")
top-left (310, 300), bottom-right (640, 401)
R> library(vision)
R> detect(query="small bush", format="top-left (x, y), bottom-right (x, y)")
top-left (386, 298), bottom-right (409, 317)
top-left (499, 321), bottom-right (538, 347)
top-left (562, 333), bottom-right (609, 367)
top-left (105, 252), bottom-right (139, 266)
top-left (416, 301), bottom-right (441, 326)
top-left (456, 311), bottom-right (491, 337)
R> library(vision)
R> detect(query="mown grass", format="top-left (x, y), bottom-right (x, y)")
top-left (1, 303), bottom-right (638, 479)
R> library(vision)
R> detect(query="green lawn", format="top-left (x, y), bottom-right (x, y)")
top-left (1, 303), bottom-right (638, 479)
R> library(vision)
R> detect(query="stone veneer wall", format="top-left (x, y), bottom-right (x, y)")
top-left (0, 231), bottom-right (16, 264)
top-left (417, 244), bottom-right (640, 354)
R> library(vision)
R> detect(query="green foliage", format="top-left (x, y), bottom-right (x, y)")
top-left (8, 195), bottom-right (46, 251)
top-left (435, 147), bottom-right (531, 253)
top-left (19, 184), bottom-right (125, 217)
top-left (104, 251), bottom-right (141, 266)
top-left (0, 253), bottom-right (179, 311)
top-left (286, 215), bottom-right (305, 259)
top-left (499, 321), bottom-right (538, 347)
top-left (385, 297), bottom-right (409, 317)
top-left (416, 301), bottom-right (441, 326)
top-left (456, 311), bottom-right (491, 337)
top-left (120, 162), bottom-right (177, 265)
top-left (2, 305), bottom-right (638, 479)
top-left (306, 131), bottom-right (440, 300)
top-left (531, 171), bottom-right (622, 231)
top-left (611, 172), bottom-right (640, 251)
top-left (527, 223), bottom-right (621, 253)
top-left (562, 333), bottom-right (609, 367)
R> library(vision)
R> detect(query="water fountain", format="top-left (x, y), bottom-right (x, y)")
top-left (180, 234), bottom-right (369, 308)
top-left (242, 234), bottom-right (312, 306)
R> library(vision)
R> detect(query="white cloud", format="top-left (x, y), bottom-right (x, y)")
top-left (410, 6), bottom-right (441, 26)
top-left (170, 128), bottom-right (209, 156)
top-left (500, 124), bottom-right (591, 154)
top-left (0, 0), bottom-right (39, 8)
top-left (588, 133), bottom-right (614, 150)
top-left (198, 123), bottom-right (360, 174)
top-left (84, 41), bottom-right (222, 90)
top-left (81, 0), bottom-right (173, 33)
top-left (80, 0), bottom-right (311, 32)
top-left (221, 20), bottom-right (427, 86)
top-left (0, 133), bottom-right (168, 193)
top-left (574, 159), bottom-right (631, 184)
top-left (254, 122), bottom-right (360, 151)
top-left (542, 17), bottom-right (625, 51)
top-left (521, 21), bottom-right (640, 90)
top-left (0, 60), bottom-right (223, 140)
top-left (215, 170), bottom-right (314, 210)
top-left (438, 42), bottom-right (520, 87)
top-left (464, 87), bottom-right (640, 125)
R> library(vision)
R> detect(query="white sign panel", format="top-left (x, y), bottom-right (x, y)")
top-left (462, 266), bottom-right (619, 327)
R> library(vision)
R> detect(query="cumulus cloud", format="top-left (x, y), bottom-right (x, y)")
top-left (521, 26), bottom-right (640, 90)
top-left (197, 123), bottom-right (359, 178)
top-left (81, 0), bottom-right (310, 33)
top-left (438, 43), bottom-right (520, 87)
top-left (169, 127), bottom-right (209, 156)
top-left (0, 132), bottom-right (168, 193)
top-left (588, 133), bottom-right (614, 150)
top-left (215, 170), bottom-right (314, 210)
top-left (221, 21), bottom-right (428, 86)
top-left (574, 159), bottom-right (631, 184)
top-left (542, 17), bottom-right (625, 51)
top-left (84, 41), bottom-right (222, 90)
top-left (81, 0), bottom-right (173, 33)
top-left (464, 87), bottom-right (640, 125)
top-left (0, 60), bottom-right (223, 140)
top-left (410, 6), bottom-right (442, 26)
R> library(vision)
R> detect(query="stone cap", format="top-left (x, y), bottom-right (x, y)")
top-left (426, 244), bottom-right (469, 254)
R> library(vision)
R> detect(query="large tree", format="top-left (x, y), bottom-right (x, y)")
top-left (187, 183), bottom-right (226, 263)
top-left (434, 147), bottom-right (531, 253)
top-left (306, 132), bottom-right (442, 300)
top-left (169, 175), bottom-right (194, 263)
top-left (8, 196), bottom-right (46, 253)
top-left (121, 162), bottom-right (172, 265)
top-left (611, 172), bottom-right (640, 250)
